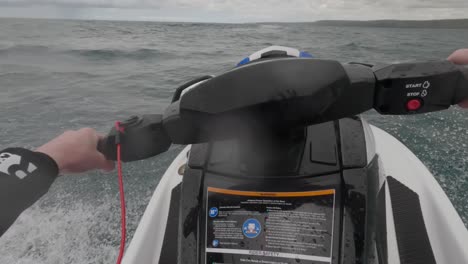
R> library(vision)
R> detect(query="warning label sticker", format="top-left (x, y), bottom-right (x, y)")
top-left (205, 187), bottom-right (335, 264)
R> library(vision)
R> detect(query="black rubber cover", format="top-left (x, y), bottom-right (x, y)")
top-left (338, 117), bottom-right (368, 168)
top-left (387, 176), bottom-right (436, 264)
top-left (188, 143), bottom-right (210, 169)
top-left (159, 184), bottom-right (181, 263)
top-left (340, 156), bottom-right (380, 264)
top-left (163, 59), bottom-right (376, 144)
top-left (299, 122), bottom-right (340, 176)
top-left (202, 121), bottom-right (346, 177)
top-left (178, 168), bottom-right (204, 264)
top-left (375, 183), bottom-right (388, 264)
top-left (205, 128), bottom-right (307, 177)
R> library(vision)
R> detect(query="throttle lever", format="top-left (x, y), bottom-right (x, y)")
top-left (98, 114), bottom-right (172, 162)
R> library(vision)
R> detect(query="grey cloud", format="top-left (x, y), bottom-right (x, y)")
top-left (408, 2), bottom-right (468, 9)
top-left (0, 0), bottom-right (466, 22)
top-left (1, 0), bottom-right (466, 9)
top-left (0, 0), bottom-right (161, 8)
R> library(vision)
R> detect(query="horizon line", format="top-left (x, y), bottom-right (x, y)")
top-left (1, 16), bottom-right (468, 24)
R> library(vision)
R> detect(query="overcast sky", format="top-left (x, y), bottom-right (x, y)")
top-left (0, 0), bottom-right (467, 23)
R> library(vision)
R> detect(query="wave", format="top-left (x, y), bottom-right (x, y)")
top-left (67, 48), bottom-right (173, 61)
top-left (0, 44), bottom-right (50, 54)
top-left (258, 24), bottom-right (284, 30)
top-left (0, 44), bottom-right (174, 61)
top-left (339, 41), bottom-right (377, 51)
top-left (342, 42), bottom-right (360, 48)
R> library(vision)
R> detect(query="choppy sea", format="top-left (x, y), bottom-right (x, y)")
top-left (0, 18), bottom-right (467, 263)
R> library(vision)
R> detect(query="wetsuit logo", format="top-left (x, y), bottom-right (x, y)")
top-left (0, 152), bottom-right (37, 179)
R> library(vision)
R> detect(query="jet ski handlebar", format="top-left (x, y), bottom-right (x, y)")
top-left (98, 59), bottom-right (468, 161)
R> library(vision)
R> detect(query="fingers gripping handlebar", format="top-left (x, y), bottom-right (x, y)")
top-left (98, 59), bottom-right (468, 161)
top-left (97, 115), bottom-right (171, 162)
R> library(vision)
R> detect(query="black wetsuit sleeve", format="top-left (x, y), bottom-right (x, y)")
top-left (0, 148), bottom-right (59, 237)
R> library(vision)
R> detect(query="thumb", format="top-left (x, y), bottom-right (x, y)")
top-left (96, 152), bottom-right (115, 172)
top-left (102, 160), bottom-right (116, 172)
top-left (448, 49), bottom-right (468, 65)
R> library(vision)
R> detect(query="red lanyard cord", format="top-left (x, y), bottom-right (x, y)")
top-left (115, 121), bottom-right (126, 264)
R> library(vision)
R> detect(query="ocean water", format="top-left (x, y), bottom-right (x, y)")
top-left (0, 18), bottom-right (467, 263)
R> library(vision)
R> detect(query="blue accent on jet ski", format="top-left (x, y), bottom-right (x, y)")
top-left (237, 57), bottom-right (250, 67)
top-left (237, 49), bottom-right (313, 67)
top-left (300, 51), bottom-right (314, 58)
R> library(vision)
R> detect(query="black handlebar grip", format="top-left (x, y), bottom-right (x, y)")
top-left (97, 136), bottom-right (117, 161)
top-left (374, 61), bottom-right (468, 115)
top-left (97, 137), bottom-right (108, 157)
top-left (97, 115), bottom-right (172, 162)
top-left (97, 138), bottom-right (104, 154)
top-left (456, 65), bottom-right (468, 104)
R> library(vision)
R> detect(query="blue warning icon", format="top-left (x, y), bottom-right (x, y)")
top-left (209, 207), bottom-right (218, 218)
top-left (242, 218), bottom-right (261, 238)
top-left (212, 239), bottom-right (219, 247)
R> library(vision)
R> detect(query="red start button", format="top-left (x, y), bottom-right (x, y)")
top-left (406, 99), bottom-right (422, 111)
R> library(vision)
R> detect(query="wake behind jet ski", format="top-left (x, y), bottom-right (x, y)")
top-left (99, 46), bottom-right (468, 264)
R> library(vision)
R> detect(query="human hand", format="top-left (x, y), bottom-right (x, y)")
top-left (448, 49), bottom-right (468, 108)
top-left (36, 128), bottom-right (115, 174)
